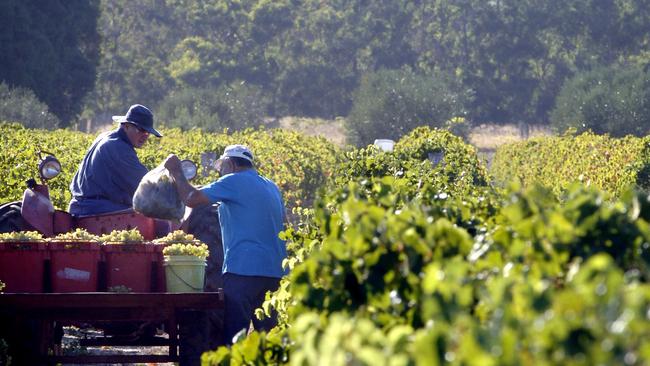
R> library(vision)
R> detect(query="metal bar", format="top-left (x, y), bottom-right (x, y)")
top-left (79, 336), bottom-right (171, 346)
top-left (0, 292), bottom-right (223, 310)
top-left (46, 354), bottom-right (177, 363)
top-left (168, 312), bottom-right (178, 358)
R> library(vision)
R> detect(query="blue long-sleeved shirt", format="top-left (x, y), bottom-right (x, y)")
top-left (68, 128), bottom-right (148, 216)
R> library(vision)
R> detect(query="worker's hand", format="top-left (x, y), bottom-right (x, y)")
top-left (164, 154), bottom-right (182, 177)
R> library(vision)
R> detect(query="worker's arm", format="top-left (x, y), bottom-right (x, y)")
top-left (164, 154), bottom-right (211, 208)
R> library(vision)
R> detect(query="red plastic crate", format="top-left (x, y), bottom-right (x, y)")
top-left (0, 241), bottom-right (48, 292)
top-left (102, 243), bottom-right (158, 292)
top-left (49, 241), bottom-right (101, 292)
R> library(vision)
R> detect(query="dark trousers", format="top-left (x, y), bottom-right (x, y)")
top-left (223, 273), bottom-right (281, 344)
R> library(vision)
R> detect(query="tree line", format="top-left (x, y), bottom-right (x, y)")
top-left (1, 0), bottom-right (650, 142)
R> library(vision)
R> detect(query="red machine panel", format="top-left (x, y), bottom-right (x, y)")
top-left (75, 211), bottom-right (156, 240)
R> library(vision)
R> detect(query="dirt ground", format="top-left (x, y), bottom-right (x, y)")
top-left (276, 118), bottom-right (553, 169)
top-left (61, 326), bottom-right (174, 366)
top-left (277, 116), bottom-right (347, 146)
top-left (278, 117), bottom-right (552, 150)
top-left (468, 123), bottom-right (552, 168)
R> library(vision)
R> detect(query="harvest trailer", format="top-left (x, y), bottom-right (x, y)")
top-left (0, 153), bottom-right (223, 365)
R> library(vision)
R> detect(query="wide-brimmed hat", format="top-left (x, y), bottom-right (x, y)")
top-left (112, 104), bottom-right (162, 137)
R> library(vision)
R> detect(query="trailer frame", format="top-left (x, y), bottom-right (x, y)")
top-left (0, 291), bottom-right (223, 365)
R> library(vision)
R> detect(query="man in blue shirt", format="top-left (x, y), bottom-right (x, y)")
top-left (164, 145), bottom-right (287, 344)
top-left (69, 104), bottom-right (162, 216)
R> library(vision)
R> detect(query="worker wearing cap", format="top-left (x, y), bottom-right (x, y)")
top-left (69, 104), bottom-right (163, 216)
top-left (164, 145), bottom-right (287, 345)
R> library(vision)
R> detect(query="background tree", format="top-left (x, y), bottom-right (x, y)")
top-left (81, 0), bottom-right (177, 123)
top-left (80, 0), bottom-right (650, 132)
top-left (550, 65), bottom-right (650, 137)
top-left (158, 82), bottom-right (269, 132)
top-left (0, 83), bottom-right (60, 129)
top-left (346, 68), bottom-right (470, 146)
top-left (4, 0), bottom-right (650, 135)
top-left (0, 0), bottom-right (100, 126)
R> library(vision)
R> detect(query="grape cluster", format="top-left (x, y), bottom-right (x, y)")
top-left (50, 228), bottom-right (99, 242)
top-left (157, 230), bottom-right (209, 259)
top-left (162, 242), bottom-right (210, 260)
top-left (0, 231), bottom-right (44, 241)
top-left (153, 230), bottom-right (197, 244)
top-left (99, 229), bottom-right (144, 243)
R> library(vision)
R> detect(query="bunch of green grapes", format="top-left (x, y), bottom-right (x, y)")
top-left (153, 230), bottom-right (197, 244)
top-left (0, 231), bottom-right (44, 241)
top-left (50, 228), bottom-right (100, 242)
top-left (162, 242), bottom-right (210, 260)
top-left (99, 229), bottom-right (144, 243)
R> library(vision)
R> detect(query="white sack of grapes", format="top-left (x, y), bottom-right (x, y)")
top-left (133, 164), bottom-right (185, 221)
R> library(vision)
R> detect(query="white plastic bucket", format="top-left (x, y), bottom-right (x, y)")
top-left (163, 255), bottom-right (206, 292)
top-left (374, 139), bottom-right (395, 152)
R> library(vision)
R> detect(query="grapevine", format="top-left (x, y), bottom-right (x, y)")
top-left (0, 123), bottom-right (342, 212)
top-left (491, 131), bottom-right (650, 197)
